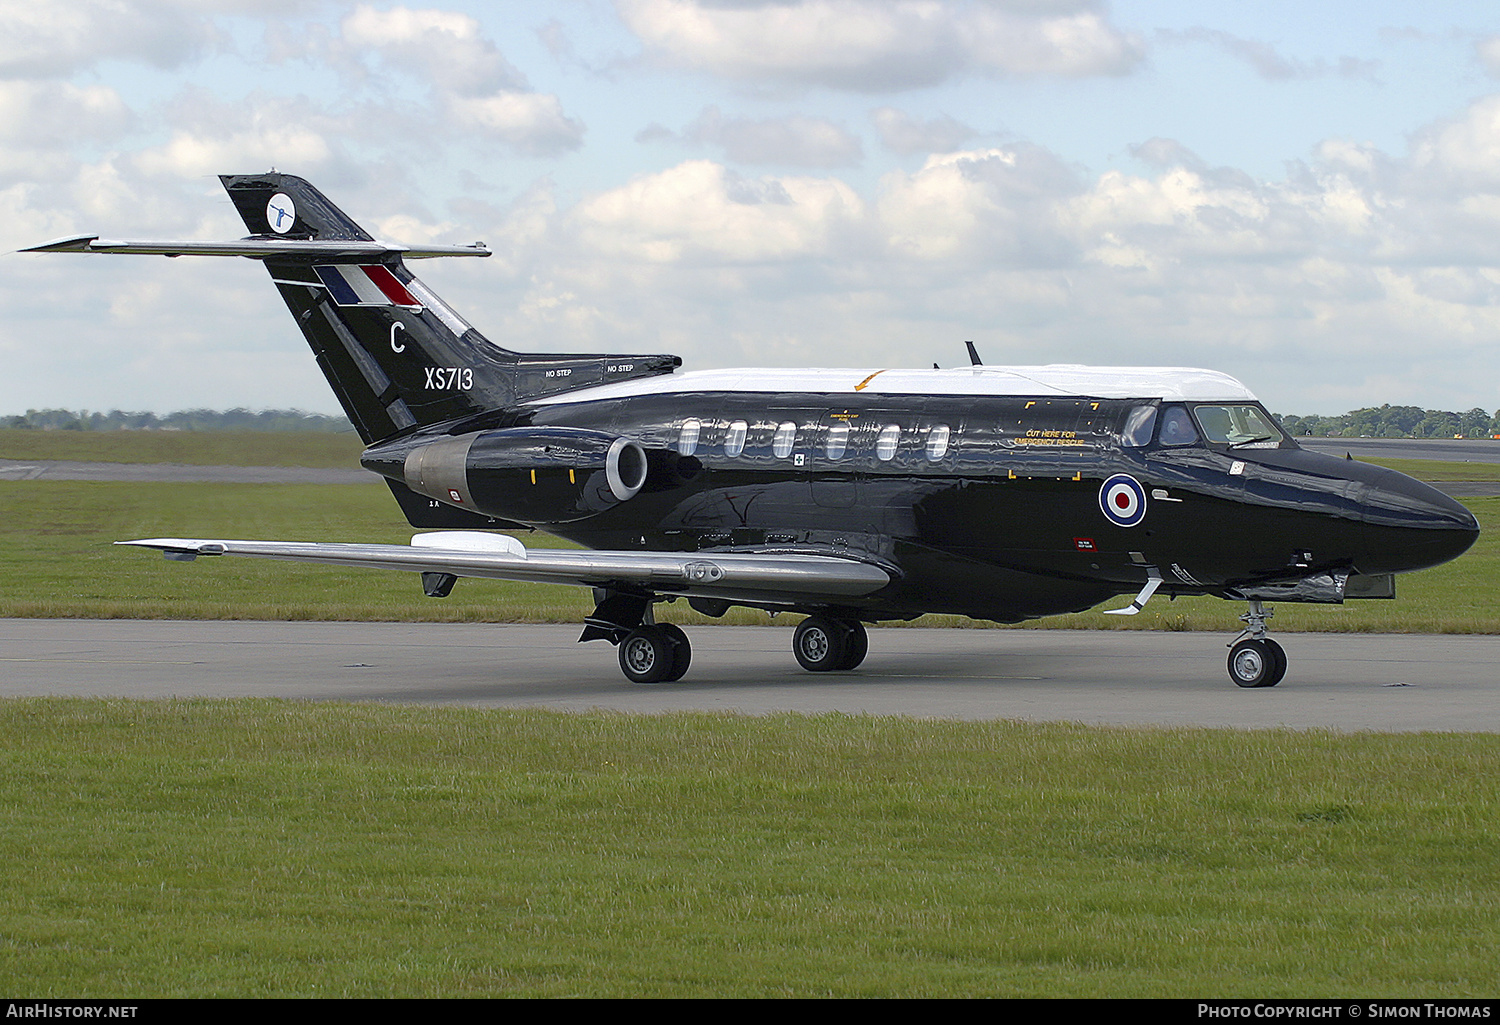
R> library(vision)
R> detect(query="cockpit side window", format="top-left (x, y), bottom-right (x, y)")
top-left (1120, 405), bottom-right (1157, 448)
top-left (1158, 405), bottom-right (1199, 447)
top-left (1192, 405), bottom-right (1284, 448)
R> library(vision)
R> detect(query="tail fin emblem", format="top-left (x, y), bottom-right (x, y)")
top-left (267, 193), bottom-right (295, 233)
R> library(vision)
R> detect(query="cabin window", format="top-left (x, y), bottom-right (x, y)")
top-left (677, 418), bottom-right (700, 456)
top-left (1193, 405), bottom-right (1283, 447)
top-left (1158, 405), bottom-right (1198, 447)
top-left (876, 424), bottom-right (901, 461)
top-left (1121, 405), bottom-right (1156, 448)
top-left (925, 424), bottom-right (951, 461)
top-left (773, 421), bottom-right (797, 459)
top-left (825, 423), bottom-right (849, 460)
top-left (724, 420), bottom-right (748, 458)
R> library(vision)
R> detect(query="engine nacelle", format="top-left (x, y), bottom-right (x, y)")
top-left (380, 427), bottom-right (650, 524)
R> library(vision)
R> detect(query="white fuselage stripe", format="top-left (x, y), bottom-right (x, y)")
top-left (525, 365), bottom-right (1259, 407)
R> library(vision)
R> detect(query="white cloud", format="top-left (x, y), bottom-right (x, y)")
top-left (336, 4), bottom-right (584, 155)
top-left (679, 107), bottom-right (863, 166)
top-left (0, 0), bottom-right (217, 77)
top-left (878, 146), bottom-right (1082, 263)
top-left (616, 0), bottom-right (1144, 91)
top-left (339, 4), bottom-right (526, 95)
top-left (1167, 28), bottom-right (1380, 82)
top-left (1479, 35), bottom-right (1500, 78)
top-left (872, 107), bottom-right (977, 156)
top-left (570, 159), bottom-right (867, 263)
top-left (0, 81), bottom-right (133, 184)
top-left (1409, 94), bottom-right (1500, 191)
top-left (448, 92), bottom-right (584, 155)
top-left (133, 126), bottom-right (333, 181)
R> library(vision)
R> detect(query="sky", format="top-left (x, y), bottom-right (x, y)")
top-left (5, 1), bottom-right (1500, 418)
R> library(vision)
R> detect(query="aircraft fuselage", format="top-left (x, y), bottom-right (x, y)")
top-left (362, 379), bottom-right (1479, 626)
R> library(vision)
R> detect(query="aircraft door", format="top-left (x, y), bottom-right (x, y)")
top-left (811, 408), bottom-right (861, 508)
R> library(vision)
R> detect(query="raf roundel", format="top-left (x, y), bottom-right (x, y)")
top-left (1099, 473), bottom-right (1147, 528)
top-left (266, 193), bottom-right (296, 234)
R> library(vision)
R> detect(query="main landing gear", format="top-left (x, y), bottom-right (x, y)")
top-left (584, 591), bottom-right (870, 683)
top-left (612, 616), bottom-right (868, 683)
top-left (792, 616), bottom-right (869, 672)
top-left (617, 623), bottom-right (692, 684)
top-left (581, 592), bottom-right (692, 684)
top-left (1227, 599), bottom-right (1286, 688)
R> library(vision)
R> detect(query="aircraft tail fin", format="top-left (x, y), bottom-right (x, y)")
top-left (217, 173), bottom-right (680, 444)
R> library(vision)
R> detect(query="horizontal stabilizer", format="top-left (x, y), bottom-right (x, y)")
top-left (117, 536), bottom-right (892, 604)
top-left (21, 235), bottom-right (489, 261)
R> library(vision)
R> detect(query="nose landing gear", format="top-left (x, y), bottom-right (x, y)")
top-left (1227, 600), bottom-right (1286, 688)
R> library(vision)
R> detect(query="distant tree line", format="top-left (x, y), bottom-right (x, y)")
top-left (1, 408), bottom-right (354, 433)
top-left (1275, 405), bottom-right (1500, 440)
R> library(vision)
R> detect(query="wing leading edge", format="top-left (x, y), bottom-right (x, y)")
top-left (116, 533), bottom-right (892, 604)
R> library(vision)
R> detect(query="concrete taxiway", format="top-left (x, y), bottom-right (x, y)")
top-left (3, 619), bottom-right (1496, 732)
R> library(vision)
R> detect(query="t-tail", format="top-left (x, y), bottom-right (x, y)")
top-left (25, 172), bottom-right (681, 446)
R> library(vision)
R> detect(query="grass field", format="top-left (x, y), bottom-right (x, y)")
top-left (1361, 457), bottom-right (1500, 481)
top-left (0, 428), bottom-right (364, 468)
top-left (2, 699), bottom-right (1497, 998)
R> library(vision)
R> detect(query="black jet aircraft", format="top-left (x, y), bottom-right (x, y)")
top-left (25, 173), bottom-right (1480, 687)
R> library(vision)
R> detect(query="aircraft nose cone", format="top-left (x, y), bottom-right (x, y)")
top-left (1360, 469), bottom-right (1480, 573)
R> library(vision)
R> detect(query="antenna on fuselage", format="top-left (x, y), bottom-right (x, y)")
top-left (964, 340), bottom-right (983, 366)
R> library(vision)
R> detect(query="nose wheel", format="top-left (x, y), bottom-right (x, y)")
top-left (1227, 600), bottom-right (1286, 687)
top-left (1228, 636), bottom-right (1287, 688)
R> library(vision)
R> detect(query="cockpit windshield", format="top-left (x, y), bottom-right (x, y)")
top-left (1192, 405), bottom-right (1284, 448)
top-left (1158, 405), bottom-right (1198, 447)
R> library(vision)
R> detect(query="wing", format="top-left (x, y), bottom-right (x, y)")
top-left (116, 531), bottom-right (892, 605)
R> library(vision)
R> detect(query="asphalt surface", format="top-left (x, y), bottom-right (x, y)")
top-left (4, 620), bottom-right (1497, 732)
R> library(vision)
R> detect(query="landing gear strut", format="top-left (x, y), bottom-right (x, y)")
top-left (1227, 600), bottom-right (1286, 688)
top-left (793, 616), bottom-right (868, 672)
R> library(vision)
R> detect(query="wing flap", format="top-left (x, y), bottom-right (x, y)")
top-left (117, 536), bottom-right (892, 602)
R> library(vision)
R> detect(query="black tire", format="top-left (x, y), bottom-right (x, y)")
top-left (835, 620), bottom-right (868, 670)
top-left (1264, 638), bottom-right (1287, 687)
top-left (657, 623), bottom-right (692, 682)
top-left (793, 616), bottom-right (846, 672)
top-left (1228, 638), bottom-right (1278, 688)
top-left (619, 626), bottom-right (672, 684)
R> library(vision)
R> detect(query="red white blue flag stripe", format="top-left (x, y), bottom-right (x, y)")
top-left (314, 265), bottom-right (422, 309)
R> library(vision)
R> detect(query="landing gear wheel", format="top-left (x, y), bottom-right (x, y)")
top-left (793, 616), bottom-right (847, 672)
top-left (619, 626), bottom-right (673, 684)
top-left (1263, 638), bottom-right (1287, 687)
top-left (657, 623), bottom-right (692, 682)
top-left (1228, 638), bottom-right (1283, 688)
top-left (835, 620), bottom-right (868, 670)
